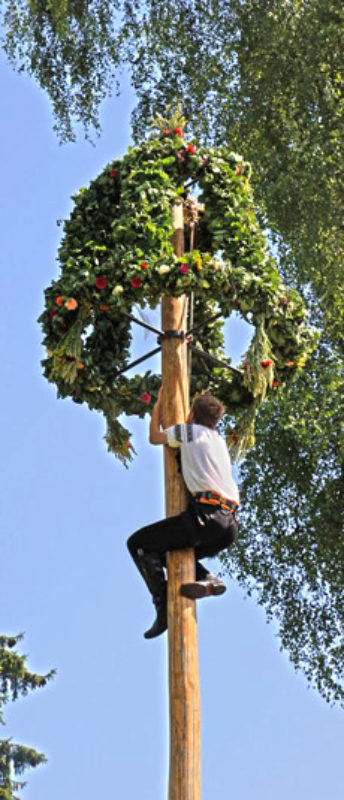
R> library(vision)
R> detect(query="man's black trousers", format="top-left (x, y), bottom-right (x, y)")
top-left (127, 497), bottom-right (238, 569)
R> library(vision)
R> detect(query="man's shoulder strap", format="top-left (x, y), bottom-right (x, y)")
top-left (173, 423), bottom-right (194, 443)
top-left (186, 423), bottom-right (194, 442)
top-left (174, 423), bottom-right (183, 443)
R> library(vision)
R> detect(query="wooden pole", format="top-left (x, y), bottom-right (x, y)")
top-left (161, 199), bottom-right (201, 800)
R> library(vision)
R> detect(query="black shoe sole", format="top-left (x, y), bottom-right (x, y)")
top-left (180, 582), bottom-right (226, 599)
top-left (144, 628), bottom-right (167, 639)
top-left (144, 620), bottom-right (167, 639)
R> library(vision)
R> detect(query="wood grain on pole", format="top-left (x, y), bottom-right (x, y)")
top-left (161, 199), bottom-right (201, 800)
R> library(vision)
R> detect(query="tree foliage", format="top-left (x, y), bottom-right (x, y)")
top-left (1, 0), bottom-right (123, 140)
top-left (221, 338), bottom-right (344, 705)
top-left (0, 635), bottom-right (54, 799)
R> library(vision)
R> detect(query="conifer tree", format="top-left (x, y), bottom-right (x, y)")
top-left (0, 635), bottom-right (54, 800)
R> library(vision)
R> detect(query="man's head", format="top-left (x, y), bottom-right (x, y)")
top-left (188, 394), bottom-right (225, 429)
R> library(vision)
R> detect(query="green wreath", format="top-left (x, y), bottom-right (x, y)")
top-left (39, 113), bottom-right (315, 465)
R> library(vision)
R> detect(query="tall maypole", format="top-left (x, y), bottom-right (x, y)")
top-left (161, 199), bottom-right (201, 800)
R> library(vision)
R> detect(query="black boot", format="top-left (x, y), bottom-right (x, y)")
top-left (133, 550), bottom-right (168, 639)
top-left (144, 586), bottom-right (167, 639)
top-left (180, 561), bottom-right (226, 599)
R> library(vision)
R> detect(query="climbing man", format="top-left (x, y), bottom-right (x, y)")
top-left (127, 387), bottom-right (239, 639)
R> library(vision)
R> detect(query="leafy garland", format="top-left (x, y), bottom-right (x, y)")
top-left (39, 115), bottom-right (315, 465)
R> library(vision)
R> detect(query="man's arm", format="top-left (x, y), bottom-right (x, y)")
top-left (149, 386), bottom-right (168, 445)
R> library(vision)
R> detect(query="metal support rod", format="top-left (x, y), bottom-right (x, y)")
top-left (126, 306), bottom-right (224, 341)
top-left (188, 292), bottom-right (194, 381)
top-left (189, 344), bottom-right (243, 375)
top-left (186, 311), bottom-right (223, 338)
top-left (115, 319), bottom-right (240, 378)
top-left (188, 220), bottom-right (195, 382)
top-left (115, 346), bottom-right (161, 377)
top-left (125, 312), bottom-right (164, 338)
top-left (124, 293), bottom-right (225, 347)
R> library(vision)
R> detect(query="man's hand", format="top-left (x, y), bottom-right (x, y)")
top-left (149, 385), bottom-right (168, 445)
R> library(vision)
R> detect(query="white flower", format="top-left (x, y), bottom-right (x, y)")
top-left (229, 151), bottom-right (243, 162)
top-left (158, 265), bottom-right (171, 275)
top-left (112, 285), bottom-right (124, 295)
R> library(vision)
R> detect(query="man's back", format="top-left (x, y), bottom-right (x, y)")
top-left (167, 423), bottom-right (239, 505)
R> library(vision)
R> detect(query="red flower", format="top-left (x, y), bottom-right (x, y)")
top-left (260, 360), bottom-right (272, 368)
top-left (174, 127), bottom-right (182, 136)
top-left (49, 310), bottom-right (57, 318)
top-left (110, 169), bottom-right (118, 178)
top-left (95, 276), bottom-right (108, 290)
top-left (100, 305), bottom-right (109, 311)
top-left (235, 165), bottom-right (242, 176)
top-left (187, 144), bottom-right (196, 154)
top-left (141, 262), bottom-right (148, 271)
top-left (140, 391), bottom-right (152, 404)
top-left (163, 129), bottom-right (172, 135)
top-left (131, 276), bottom-right (142, 289)
top-left (272, 381), bottom-right (281, 387)
top-left (180, 264), bottom-right (188, 274)
top-left (56, 296), bottom-right (63, 307)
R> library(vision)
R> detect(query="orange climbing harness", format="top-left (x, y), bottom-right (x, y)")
top-left (193, 491), bottom-right (238, 514)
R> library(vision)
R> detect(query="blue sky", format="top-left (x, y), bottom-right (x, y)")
top-left (1, 52), bottom-right (343, 800)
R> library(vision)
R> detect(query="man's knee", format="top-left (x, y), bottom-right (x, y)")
top-left (127, 533), bottom-right (138, 558)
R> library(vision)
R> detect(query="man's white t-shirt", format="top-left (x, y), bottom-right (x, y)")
top-left (167, 423), bottom-right (239, 506)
